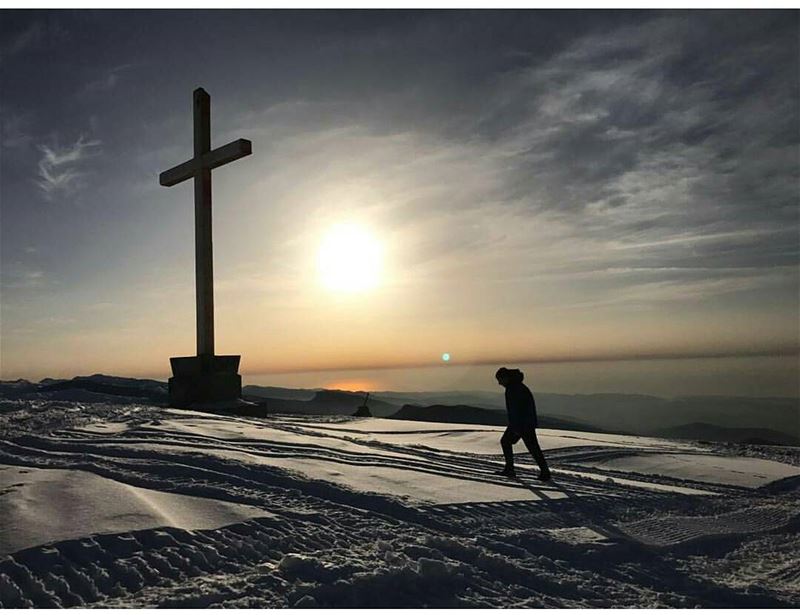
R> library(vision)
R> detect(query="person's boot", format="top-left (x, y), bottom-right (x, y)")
top-left (495, 467), bottom-right (516, 478)
top-left (538, 469), bottom-right (552, 482)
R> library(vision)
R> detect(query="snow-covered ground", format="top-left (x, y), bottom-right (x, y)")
top-left (0, 466), bottom-right (270, 555)
top-left (0, 400), bottom-right (798, 607)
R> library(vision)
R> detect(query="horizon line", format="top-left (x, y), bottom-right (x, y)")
top-left (3, 346), bottom-right (796, 383)
top-left (241, 345), bottom-right (799, 376)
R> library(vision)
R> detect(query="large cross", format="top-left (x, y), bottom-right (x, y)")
top-left (159, 88), bottom-right (252, 358)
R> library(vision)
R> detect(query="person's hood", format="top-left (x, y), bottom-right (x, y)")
top-left (506, 369), bottom-right (524, 384)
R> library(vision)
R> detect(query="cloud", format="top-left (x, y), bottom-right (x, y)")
top-left (0, 21), bottom-right (45, 60)
top-left (0, 19), bottom-right (68, 63)
top-left (0, 263), bottom-right (47, 289)
top-left (555, 266), bottom-right (797, 311)
top-left (214, 15), bottom-right (796, 314)
top-left (386, 13), bottom-right (800, 305)
top-left (79, 64), bottom-right (136, 97)
top-left (0, 108), bottom-right (33, 149)
top-left (36, 135), bottom-right (101, 201)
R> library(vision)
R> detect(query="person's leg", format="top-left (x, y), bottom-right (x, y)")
top-left (499, 427), bottom-right (520, 474)
top-left (521, 428), bottom-right (551, 479)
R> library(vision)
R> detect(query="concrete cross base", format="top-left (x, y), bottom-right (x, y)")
top-left (168, 354), bottom-right (242, 408)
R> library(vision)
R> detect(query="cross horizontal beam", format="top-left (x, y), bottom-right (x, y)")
top-left (159, 138), bottom-right (252, 187)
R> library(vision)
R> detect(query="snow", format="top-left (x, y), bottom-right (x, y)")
top-left (72, 422), bottom-right (134, 435)
top-left (61, 416), bottom-right (558, 504)
top-left (64, 413), bottom-right (717, 503)
top-left (0, 398), bottom-right (798, 608)
top-left (0, 465), bottom-right (271, 555)
top-left (301, 417), bottom-right (700, 454)
top-left (574, 451), bottom-right (800, 489)
top-left (554, 467), bottom-right (718, 496)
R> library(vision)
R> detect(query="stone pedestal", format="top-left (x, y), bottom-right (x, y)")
top-left (168, 354), bottom-right (242, 408)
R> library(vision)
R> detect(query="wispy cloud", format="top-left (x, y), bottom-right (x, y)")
top-left (386, 13), bottom-right (800, 305)
top-left (36, 135), bottom-right (101, 201)
top-left (0, 263), bottom-right (47, 289)
top-left (554, 267), bottom-right (797, 311)
top-left (0, 19), bottom-right (68, 64)
top-left (0, 21), bottom-right (44, 60)
top-left (79, 64), bottom-right (136, 97)
top-left (0, 108), bottom-right (33, 149)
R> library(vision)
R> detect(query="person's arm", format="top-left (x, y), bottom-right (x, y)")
top-left (528, 388), bottom-right (538, 426)
top-left (507, 385), bottom-right (526, 426)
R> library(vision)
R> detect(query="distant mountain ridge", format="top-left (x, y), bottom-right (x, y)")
top-left (653, 422), bottom-right (800, 447)
top-left (390, 404), bottom-right (506, 426)
top-left (533, 392), bottom-right (799, 439)
top-left (1, 374), bottom-right (797, 446)
top-left (246, 389), bottom-right (399, 417)
top-left (241, 385), bottom-right (318, 401)
top-left (389, 404), bottom-right (606, 433)
top-left (0, 374), bottom-right (167, 403)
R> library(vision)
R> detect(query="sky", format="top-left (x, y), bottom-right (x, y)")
top-left (1, 10), bottom-right (798, 395)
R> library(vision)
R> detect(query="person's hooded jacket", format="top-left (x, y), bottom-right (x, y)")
top-left (504, 369), bottom-right (538, 430)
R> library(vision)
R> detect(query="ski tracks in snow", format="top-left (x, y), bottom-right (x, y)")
top-left (0, 403), bottom-right (798, 607)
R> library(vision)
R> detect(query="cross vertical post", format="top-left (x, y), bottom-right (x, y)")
top-left (193, 89), bottom-right (214, 358)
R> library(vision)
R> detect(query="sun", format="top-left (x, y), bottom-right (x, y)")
top-left (318, 223), bottom-right (382, 293)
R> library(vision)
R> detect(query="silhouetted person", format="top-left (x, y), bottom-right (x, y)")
top-left (495, 367), bottom-right (551, 481)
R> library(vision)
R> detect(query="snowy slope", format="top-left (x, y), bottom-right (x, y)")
top-left (0, 400), bottom-right (798, 608)
top-left (0, 465), bottom-right (269, 555)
